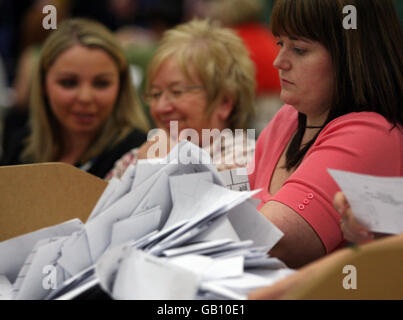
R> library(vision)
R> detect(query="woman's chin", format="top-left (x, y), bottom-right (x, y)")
top-left (280, 91), bottom-right (298, 106)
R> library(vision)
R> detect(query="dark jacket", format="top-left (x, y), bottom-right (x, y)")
top-left (0, 127), bottom-right (147, 179)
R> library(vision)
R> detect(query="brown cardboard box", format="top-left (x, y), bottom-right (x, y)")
top-left (0, 163), bottom-right (107, 242)
top-left (284, 234), bottom-right (403, 300)
top-left (248, 234), bottom-right (403, 300)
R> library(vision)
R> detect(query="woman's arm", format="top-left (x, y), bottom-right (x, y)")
top-left (260, 201), bottom-right (326, 268)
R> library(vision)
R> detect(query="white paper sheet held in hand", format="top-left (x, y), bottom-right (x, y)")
top-left (328, 169), bottom-right (403, 234)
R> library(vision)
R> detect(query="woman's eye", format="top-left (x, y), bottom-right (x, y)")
top-left (58, 79), bottom-right (77, 88)
top-left (276, 41), bottom-right (284, 47)
top-left (150, 91), bottom-right (162, 99)
top-left (293, 48), bottom-right (307, 55)
top-left (171, 89), bottom-right (184, 97)
top-left (94, 80), bottom-right (110, 88)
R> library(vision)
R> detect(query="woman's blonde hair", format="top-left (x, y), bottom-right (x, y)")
top-left (23, 18), bottom-right (150, 163)
top-left (146, 19), bottom-right (256, 130)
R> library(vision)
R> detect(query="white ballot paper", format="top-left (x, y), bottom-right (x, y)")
top-left (13, 237), bottom-right (66, 300)
top-left (57, 229), bottom-right (92, 277)
top-left (168, 254), bottom-right (244, 281)
top-left (112, 249), bottom-right (199, 300)
top-left (4, 141), bottom-right (292, 300)
top-left (87, 177), bottom-right (121, 221)
top-left (328, 169), bottom-right (403, 234)
top-left (218, 167), bottom-right (250, 191)
top-left (94, 164), bottom-right (136, 216)
top-left (0, 219), bottom-right (83, 283)
top-left (110, 206), bottom-right (162, 247)
top-left (0, 275), bottom-right (12, 300)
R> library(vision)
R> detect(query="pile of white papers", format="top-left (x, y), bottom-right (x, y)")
top-left (0, 141), bottom-right (294, 300)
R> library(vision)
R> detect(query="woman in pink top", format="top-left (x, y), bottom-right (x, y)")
top-left (249, 0), bottom-right (403, 268)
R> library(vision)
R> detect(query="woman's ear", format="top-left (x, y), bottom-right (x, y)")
top-left (216, 94), bottom-right (234, 121)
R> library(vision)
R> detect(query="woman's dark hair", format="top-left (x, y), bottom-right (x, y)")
top-left (270, 0), bottom-right (403, 170)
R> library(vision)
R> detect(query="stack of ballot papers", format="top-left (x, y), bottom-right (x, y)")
top-left (0, 141), bottom-right (295, 300)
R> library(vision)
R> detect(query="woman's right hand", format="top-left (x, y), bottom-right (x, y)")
top-left (137, 139), bottom-right (159, 160)
top-left (137, 130), bottom-right (178, 160)
top-left (333, 191), bottom-right (374, 244)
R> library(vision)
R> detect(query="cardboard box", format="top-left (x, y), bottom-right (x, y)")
top-left (0, 163), bottom-right (107, 242)
top-left (283, 234), bottom-right (403, 300)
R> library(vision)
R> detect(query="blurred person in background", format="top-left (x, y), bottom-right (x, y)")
top-left (0, 18), bottom-right (150, 179)
top-left (107, 19), bottom-right (257, 180)
top-left (186, 0), bottom-right (282, 134)
top-left (1, 0), bottom-right (73, 160)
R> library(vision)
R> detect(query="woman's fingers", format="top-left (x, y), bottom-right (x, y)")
top-left (334, 192), bottom-right (374, 244)
top-left (333, 191), bottom-right (349, 214)
top-left (341, 221), bottom-right (373, 244)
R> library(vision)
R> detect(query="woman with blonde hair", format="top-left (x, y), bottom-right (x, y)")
top-left (107, 19), bottom-right (256, 179)
top-left (0, 18), bottom-right (150, 179)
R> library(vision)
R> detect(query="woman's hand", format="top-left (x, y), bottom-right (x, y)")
top-left (137, 130), bottom-right (177, 160)
top-left (137, 139), bottom-right (159, 160)
top-left (333, 191), bottom-right (374, 244)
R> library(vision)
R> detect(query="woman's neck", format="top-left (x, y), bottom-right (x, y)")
top-left (305, 107), bottom-right (330, 128)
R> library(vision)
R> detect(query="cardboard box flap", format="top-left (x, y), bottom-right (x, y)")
top-left (284, 234), bottom-right (403, 300)
top-left (0, 162), bottom-right (107, 242)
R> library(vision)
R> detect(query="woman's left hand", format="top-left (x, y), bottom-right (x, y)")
top-left (334, 191), bottom-right (374, 244)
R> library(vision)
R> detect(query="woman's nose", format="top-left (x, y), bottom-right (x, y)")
top-left (153, 92), bottom-right (175, 113)
top-left (273, 50), bottom-right (291, 71)
top-left (77, 84), bottom-right (93, 104)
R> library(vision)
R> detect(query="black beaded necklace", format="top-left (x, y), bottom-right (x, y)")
top-left (305, 125), bottom-right (323, 129)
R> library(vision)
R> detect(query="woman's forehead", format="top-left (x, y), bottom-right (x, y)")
top-left (153, 56), bottom-right (201, 84)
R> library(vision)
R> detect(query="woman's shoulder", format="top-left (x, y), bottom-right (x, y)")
top-left (328, 111), bottom-right (397, 125)
top-left (314, 112), bottom-right (402, 171)
top-left (123, 128), bottom-right (148, 145)
top-left (88, 128), bottom-right (147, 179)
top-left (322, 112), bottom-right (402, 140)
top-left (105, 127), bottom-right (147, 159)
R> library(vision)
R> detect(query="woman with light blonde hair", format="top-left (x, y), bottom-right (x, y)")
top-left (107, 18), bottom-right (256, 180)
top-left (1, 18), bottom-right (150, 179)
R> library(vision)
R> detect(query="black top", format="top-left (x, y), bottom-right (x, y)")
top-left (0, 127), bottom-right (147, 179)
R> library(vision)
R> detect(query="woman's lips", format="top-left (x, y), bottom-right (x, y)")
top-left (281, 78), bottom-right (294, 86)
top-left (73, 113), bottom-right (96, 125)
top-left (162, 119), bottom-right (181, 128)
